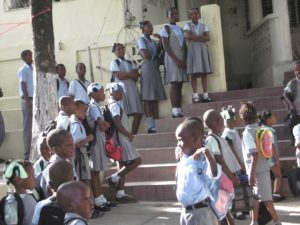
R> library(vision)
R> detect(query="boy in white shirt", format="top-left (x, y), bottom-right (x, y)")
top-left (292, 123), bottom-right (300, 167)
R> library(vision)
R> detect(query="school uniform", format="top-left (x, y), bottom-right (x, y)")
top-left (65, 212), bottom-right (88, 225)
top-left (205, 134), bottom-right (241, 173)
top-left (33, 157), bottom-right (49, 177)
top-left (177, 154), bottom-right (219, 225)
top-left (70, 115), bottom-right (91, 180)
top-left (292, 124), bottom-right (300, 167)
top-left (18, 63), bottom-right (33, 160)
top-left (68, 79), bottom-right (91, 104)
top-left (57, 77), bottom-right (69, 99)
top-left (160, 24), bottom-right (188, 83)
top-left (31, 197), bottom-right (53, 225)
top-left (137, 35), bottom-right (166, 101)
top-left (242, 123), bottom-right (272, 201)
top-left (56, 111), bottom-right (71, 130)
top-left (4, 192), bottom-right (37, 225)
top-left (110, 58), bottom-right (143, 115)
top-left (108, 99), bottom-right (140, 162)
top-left (184, 21), bottom-right (212, 75)
top-left (86, 99), bottom-right (109, 171)
top-left (284, 78), bottom-right (300, 115)
top-left (222, 127), bottom-right (244, 163)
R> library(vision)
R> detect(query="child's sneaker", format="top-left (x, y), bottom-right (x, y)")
top-left (273, 193), bottom-right (286, 202)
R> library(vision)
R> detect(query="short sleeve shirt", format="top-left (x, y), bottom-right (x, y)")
top-left (284, 78), bottom-right (300, 114)
top-left (293, 123), bottom-right (300, 144)
top-left (70, 115), bottom-right (87, 144)
top-left (183, 21), bottom-right (209, 34)
top-left (160, 24), bottom-right (184, 47)
top-left (65, 212), bottom-right (88, 225)
top-left (222, 127), bottom-right (244, 163)
top-left (56, 111), bottom-right (71, 130)
top-left (68, 79), bottom-right (91, 104)
top-left (33, 158), bottom-right (49, 177)
top-left (57, 77), bottom-right (69, 99)
top-left (110, 58), bottom-right (137, 73)
top-left (87, 99), bottom-right (104, 121)
top-left (18, 63), bottom-right (33, 97)
top-left (137, 36), bottom-right (158, 61)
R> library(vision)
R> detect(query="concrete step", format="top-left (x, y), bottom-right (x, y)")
top-left (183, 96), bottom-right (285, 117)
top-left (138, 147), bottom-right (176, 164)
top-left (0, 97), bottom-right (21, 111)
top-left (1, 109), bottom-right (23, 131)
top-left (105, 163), bottom-right (177, 182)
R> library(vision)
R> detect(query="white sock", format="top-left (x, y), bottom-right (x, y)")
top-left (172, 108), bottom-right (178, 115)
top-left (111, 174), bottom-right (120, 183)
top-left (192, 93), bottom-right (198, 98)
top-left (116, 190), bottom-right (125, 198)
top-left (100, 194), bottom-right (107, 203)
top-left (203, 92), bottom-right (209, 99)
top-left (177, 108), bottom-right (183, 114)
top-left (94, 196), bottom-right (105, 206)
top-left (146, 117), bottom-right (155, 129)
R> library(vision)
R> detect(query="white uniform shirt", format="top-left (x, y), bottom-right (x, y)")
top-left (284, 78), bottom-right (300, 114)
top-left (33, 157), bottom-right (49, 177)
top-left (56, 111), bottom-right (71, 130)
top-left (205, 134), bottom-right (241, 173)
top-left (110, 58), bottom-right (137, 74)
top-left (293, 124), bottom-right (300, 167)
top-left (222, 127), bottom-right (244, 163)
top-left (137, 36), bottom-right (158, 61)
top-left (57, 77), bottom-right (69, 99)
top-left (70, 115), bottom-right (87, 144)
top-left (68, 79), bottom-right (91, 104)
top-left (183, 21), bottom-right (209, 34)
top-left (31, 197), bottom-right (53, 225)
top-left (176, 154), bottom-right (221, 207)
top-left (160, 24), bottom-right (184, 47)
top-left (18, 63), bottom-right (33, 97)
top-left (65, 212), bottom-right (88, 225)
top-left (87, 99), bottom-right (104, 122)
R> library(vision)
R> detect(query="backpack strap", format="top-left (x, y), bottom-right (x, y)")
top-left (14, 193), bottom-right (24, 225)
top-left (56, 78), bottom-right (60, 91)
top-left (64, 217), bottom-right (88, 225)
top-left (39, 160), bottom-right (45, 171)
top-left (165, 25), bottom-right (171, 38)
top-left (75, 79), bottom-right (87, 93)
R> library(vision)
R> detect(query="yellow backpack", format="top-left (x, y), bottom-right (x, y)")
top-left (255, 128), bottom-right (273, 158)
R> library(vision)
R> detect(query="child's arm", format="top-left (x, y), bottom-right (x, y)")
top-left (96, 118), bottom-right (110, 132)
top-left (114, 70), bottom-right (139, 82)
top-left (162, 37), bottom-right (185, 68)
top-left (189, 32), bottom-right (210, 42)
top-left (75, 134), bottom-right (94, 149)
top-left (249, 152), bottom-right (258, 187)
top-left (272, 144), bottom-right (280, 166)
top-left (214, 155), bottom-right (240, 186)
top-left (283, 91), bottom-right (296, 112)
top-left (113, 116), bottom-right (133, 142)
top-left (227, 140), bottom-right (246, 171)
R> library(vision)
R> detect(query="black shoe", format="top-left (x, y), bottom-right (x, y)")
top-left (273, 193), bottom-right (286, 202)
top-left (172, 113), bottom-right (183, 118)
top-left (233, 212), bottom-right (246, 220)
top-left (105, 201), bottom-right (117, 207)
top-left (202, 96), bottom-right (213, 102)
top-left (116, 194), bottom-right (137, 203)
top-left (94, 203), bottom-right (111, 211)
top-left (147, 128), bottom-right (156, 133)
top-left (91, 209), bottom-right (105, 218)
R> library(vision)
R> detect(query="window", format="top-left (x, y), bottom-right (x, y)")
top-left (288, 0), bottom-right (300, 28)
top-left (262, 0), bottom-right (273, 17)
top-left (3, 0), bottom-right (29, 10)
top-left (244, 0), bottom-right (251, 31)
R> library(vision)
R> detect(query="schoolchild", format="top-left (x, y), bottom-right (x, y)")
top-left (68, 63), bottom-right (91, 104)
top-left (184, 7), bottom-right (213, 103)
top-left (33, 136), bottom-right (53, 177)
top-left (3, 160), bottom-right (37, 225)
top-left (137, 20), bottom-right (167, 133)
top-left (258, 110), bottom-right (285, 202)
top-left (105, 82), bottom-right (142, 202)
top-left (57, 181), bottom-right (93, 225)
top-left (40, 129), bottom-right (75, 198)
top-left (70, 100), bottom-right (93, 185)
top-left (110, 43), bottom-right (143, 134)
top-left (56, 96), bottom-right (75, 130)
top-left (175, 119), bottom-right (219, 225)
top-left (86, 82), bottom-right (116, 211)
top-left (56, 64), bottom-right (69, 99)
top-left (203, 109), bottom-right (241, 225)
top-left (292, 123), bottom-right (300, 167)
top-left (32, 159), bottom-right (74, 225)
top-left (239, 102), bottom-right (281, 225)
top-left (160, 7), bottom-right (188, 118)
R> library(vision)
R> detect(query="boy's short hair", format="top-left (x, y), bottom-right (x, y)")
top-left (57, 181), bottom-right (88, 211)
top-left (37, 136), bottom-right (47, 153)
top-left (55, 64), bottom-right (65, 71)
top-left (21, 50), bottom-right (31, 59)
top-left (74, 99), bottom-right (86, 108)
top-left (47, 129), bottom-right (70, 148)
top-left (203, 109), bottom-right (220, 129)
top-left (177, 119), bottom-right (204, 138)
top-left (239, 102), bottom-right (257, 122)
top-left (58, 96), bottom-right (73, 109)
top-left (48, 160), bottom-right (73, 191)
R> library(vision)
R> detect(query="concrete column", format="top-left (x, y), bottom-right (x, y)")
top-left (248, 0), bottom-right (263, 27)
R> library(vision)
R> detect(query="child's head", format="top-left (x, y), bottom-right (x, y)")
top-left (74, 100), bottom-right (88, 120)
top-left (59, 96), bottom-right (76, 115)
top-left (166, 7), bottom-right (179, 23)
top-left (239, 102), bottom-right (257, 125)
top-left (56, 64), bottom-right (66, 80)
top-left (38, 136), bottom-right (53, 161)
top-left (175, 118), bottom-right (204, 156)
top-left (139, 21), bottom-right (153, 35)
top-left (188, 7), bottom-right (200, 21)
top-left (21, 49), bottom-right (33, 65)
top-left (221, 106), bottom-right (241, 128)
top-left (4, 160), bottom-right (35, 191)
top-left (294, 60), bottom-right (300, 80)
top-left (258, 109), bottom-right (277, 126)
top-left (203, 109), bottom-right (224, 134)
top-left (75, 63), bottom-right (86, 78)
top-left (112, 43), bottom-right (125, 58)
top-left (57, 181), bottom-right (93, 219)
top-left (87, 83), bottom-right (105, 102)
top-left (47, 129), bottom-right (75, 159)
top-left (48, 160), bottom-right (74, 192)
top-left (105, 82), bottom-right (125, 101)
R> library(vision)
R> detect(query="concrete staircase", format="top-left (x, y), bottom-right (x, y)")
top-left (0, 86), bottom-right (296, 201)
top-left (105, 86), bottom-right (296, 201)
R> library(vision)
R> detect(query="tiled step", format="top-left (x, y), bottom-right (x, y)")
top-left (183, 96), bottom-right (285, 117)
top-left (1, 109), bottom-right (23, 131)
top-left (105, 163), bottom-right (177, 182)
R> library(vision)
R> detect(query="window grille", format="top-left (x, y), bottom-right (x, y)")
top-left (262, 0), bottom-right (273, 17)
top-left (288, 0), bottom-right (300, 28)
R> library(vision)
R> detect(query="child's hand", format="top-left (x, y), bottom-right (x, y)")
top-left (250, 173), bottom-right (256, 187)
top-left (193, 147), bottom-right (207, 160)
top-left (87, 134), bottom-right (94, 142)
top-left (104, 121), bottom-right (110, 130)
top-left (127, 133), bottom-right (134, 142)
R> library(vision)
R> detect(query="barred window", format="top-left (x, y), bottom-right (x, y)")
top-left (3, 0), bottom-right (29, 10)
top-left (288, 0), bottom-right (300, 28)
top-left (262, 0), bottom-right (273, 17)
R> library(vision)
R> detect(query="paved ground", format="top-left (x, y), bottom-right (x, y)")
top-left (89, 198), bottom-right (300, 225)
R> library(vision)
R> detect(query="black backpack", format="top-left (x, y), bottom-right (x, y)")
top-left (102, 104), bottom-right (123, 140)
top-left (0, 193), bottom-right (24, 225)
top-left (288, 167), bottom-right (300, 197)
top-left (42, 119), bottom-right (71, 137)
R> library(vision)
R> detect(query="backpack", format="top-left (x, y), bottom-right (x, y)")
top-left (255, 128), bottom-right (273, 158)
top-left (42, 119), bottom-right (71, 137)
top-left (0, 193), bottom-right (24, 225)
top-left (111, 59), bottom-right (133, 82)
